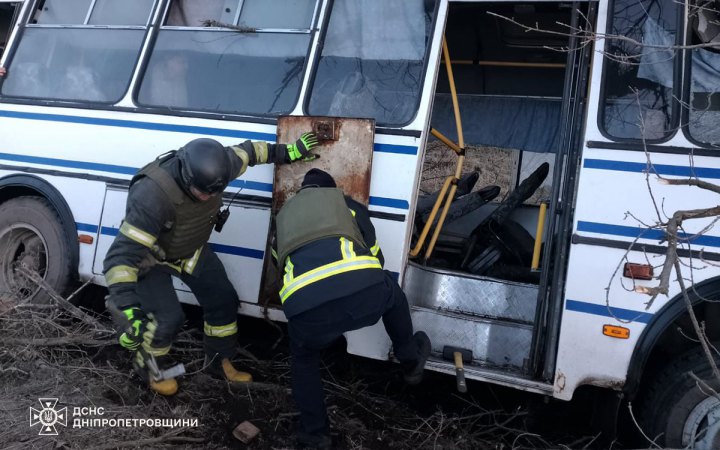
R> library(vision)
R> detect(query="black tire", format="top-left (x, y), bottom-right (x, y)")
top-left (637, 343), bottom-right (720, 449)
top-left (0, 196), bottom-right (75, 304)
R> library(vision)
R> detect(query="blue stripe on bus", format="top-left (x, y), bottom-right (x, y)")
top-left (374, 143), bottom-right (418, 155)
top-left (75, 222), bottom-right (99, 233)
top-left (369, 196), bottom-right (409, 209)
top-left (584, 159), bottom-right (720, 179)
top-left (0, 109), bottom-right (277, 141)
top-left (0, 109), bottom-right (417, 154)
top-left (100, 226), bottom-right (118, 236)
top-left (577, 221), bottom-right (720, 248)
top-left (566, 299), bottom-right (653, 324)
top-left (78, 223), bottom-right (265, 260)
top-left (228, 179), bottom-right (273, 192)
top-left (0, 151), bottom-right (138, 175)
top-left (209, 243), bottom-right (264, 260)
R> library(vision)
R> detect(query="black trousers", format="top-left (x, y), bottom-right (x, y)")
top-left (135, 246), bottom-right (239, 358)
top-left (287, 271), bottom-right (419, 439)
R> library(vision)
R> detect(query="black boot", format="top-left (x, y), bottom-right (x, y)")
top-left (403, 331), bottom-right (431, 385)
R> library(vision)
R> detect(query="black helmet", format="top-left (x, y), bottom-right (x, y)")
top-left (177, 138), bottom-right (230, 195)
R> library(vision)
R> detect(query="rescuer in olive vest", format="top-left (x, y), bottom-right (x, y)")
top-left (275, 169), bottom-right (431, 449)
top-left (103, 133), bottom-right (318, 396)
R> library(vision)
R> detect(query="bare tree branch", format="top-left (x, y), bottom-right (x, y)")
top-left (638, 207), bottom-right (720, 308)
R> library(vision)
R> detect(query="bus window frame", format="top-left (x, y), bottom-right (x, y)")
top-left (680, 2), bottom-right (720, 150)
top-left (596, 0), bottom-right (683, 145)
top-left (301, 0), bottom-right (442, 130)
top-left (131, 0), bottom-right (320, 119)
top-left (0, 0), bottom-right (157, 106)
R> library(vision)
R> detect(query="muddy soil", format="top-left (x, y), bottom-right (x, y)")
top-left (1, 293), bottom-right (609, 450)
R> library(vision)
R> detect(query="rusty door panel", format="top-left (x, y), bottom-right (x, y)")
top-left (273, 116), bottom-right (375, 212)
top-left (260, 116), bottom-right (375, 308)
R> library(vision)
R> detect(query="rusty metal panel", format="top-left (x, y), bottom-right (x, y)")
top-left (260, 116), bottom-right (375, 308)
top-left (273, 116), bottom-right (375, 212)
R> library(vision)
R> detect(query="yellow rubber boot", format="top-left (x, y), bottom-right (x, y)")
top-left (221, 359), bottom-right (253, 383)
top-left (150, 378), bottom-right (178, 396)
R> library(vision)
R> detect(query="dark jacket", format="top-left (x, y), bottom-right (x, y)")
top-left (103, 140), bottom-right (288, 307)
top-left (278, 193), bottom-right (385, 319)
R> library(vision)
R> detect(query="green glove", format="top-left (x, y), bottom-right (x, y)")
top-left (118, 307), bottom-right (148, 351)
top-left (286, 132), bottom-right (319, 162)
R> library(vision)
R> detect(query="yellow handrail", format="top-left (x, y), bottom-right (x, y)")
top-left (410, 37), bottom-right (466, 260)
top-left (531, 202), bottom-right (548, 271)
top-left (430, 128), bottom-right (462, 155)
top-left (409, 176), bottom-right (453, 257)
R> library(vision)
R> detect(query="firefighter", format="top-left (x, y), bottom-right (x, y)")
top-left (274, 168), bottom-right (431, 449)
top-left (103, 133), bottom-right (319, 396)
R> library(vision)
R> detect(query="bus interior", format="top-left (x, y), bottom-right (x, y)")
top-left (406, 1), bottom-right (590, 376)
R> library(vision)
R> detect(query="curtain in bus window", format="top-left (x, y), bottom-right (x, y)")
top-left (430, 95), bottom-right (561, 153)
top-left (601, 0), bottom-right (678, 141)
top-left (687, 1), bottom-right (720, 147)
top-left (307, 0), bottom-right (434, 126)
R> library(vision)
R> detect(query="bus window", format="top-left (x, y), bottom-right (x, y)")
top-left (307, 0), bottom-right (436, 127)
top-left (137, 0), bottom-right (315, 115)
top-left (687, 0), bottom-right (720, 147)
top-left (88, 0), bottom-right (155, 26)
top-left (34, 0), bottom-right (91, 25)
top-left (1, 0), bottom-right (153, 103)
top-left (600, 0), bottom-right (679, 141)
top-left (239, 0), bottom-right (315, 30)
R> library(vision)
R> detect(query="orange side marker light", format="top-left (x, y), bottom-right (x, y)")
top-left (603, 325), bottom-right (630, 339)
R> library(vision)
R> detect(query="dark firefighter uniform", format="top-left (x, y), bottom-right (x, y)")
top-left (103, 136), bottom-right (314, 394)
top-left (275, 169), bottom-right (430, 448)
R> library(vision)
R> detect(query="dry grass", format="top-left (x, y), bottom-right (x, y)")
top-left (0, 273), bottom-right (594, 449)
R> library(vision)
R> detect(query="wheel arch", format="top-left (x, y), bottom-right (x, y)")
top-left (0, 174), bottom-right (79, 282)
top-left (624, 276), bottom-right (720, 399)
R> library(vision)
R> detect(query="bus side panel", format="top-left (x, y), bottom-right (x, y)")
top-left (555, 0), bottom-right (720, 398)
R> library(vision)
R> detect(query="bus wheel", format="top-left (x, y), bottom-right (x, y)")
top-left (0, 196), bottom-right (74, 306)
top-left (639, 344), bottom-right (720, 449)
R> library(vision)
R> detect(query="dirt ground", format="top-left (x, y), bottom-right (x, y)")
top-left (0, 284), bottom-right (603, 450)
top-left (420, 141), bottom-right (554, 206)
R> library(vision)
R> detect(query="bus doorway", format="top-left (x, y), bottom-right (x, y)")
top-left (406, 1), bottom-right (593, 381)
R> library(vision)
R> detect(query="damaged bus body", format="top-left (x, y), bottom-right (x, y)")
top-left (1, 0), bottom-right (720, 445)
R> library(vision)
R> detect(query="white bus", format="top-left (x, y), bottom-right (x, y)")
top-left (1, 0), bottom-right (719, 446)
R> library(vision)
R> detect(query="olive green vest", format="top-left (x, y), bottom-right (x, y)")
top-left (276, 188), bottom-right (366, 266)
top-left (131, 158), bottom-right (222, 261)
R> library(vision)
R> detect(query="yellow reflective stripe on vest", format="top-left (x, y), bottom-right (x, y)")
top-left (340, 237), bottom-right (356, 260)
top-left (284, 256), bottom-right (295, 286)
top-left (349, 208), bottom-right (356, 217)
top-left (280, 255), bottom-right (382, 303)
top-left (370, 240), bottom-right (380, 257)
top-left (181, 247), bottom-right (202, 275)
top-left (105, 265), bottom-right (138, 285)
top-left (204, 321), bottom-right (237, 337)
top-left (119, 222), bottom-right (157, 248)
